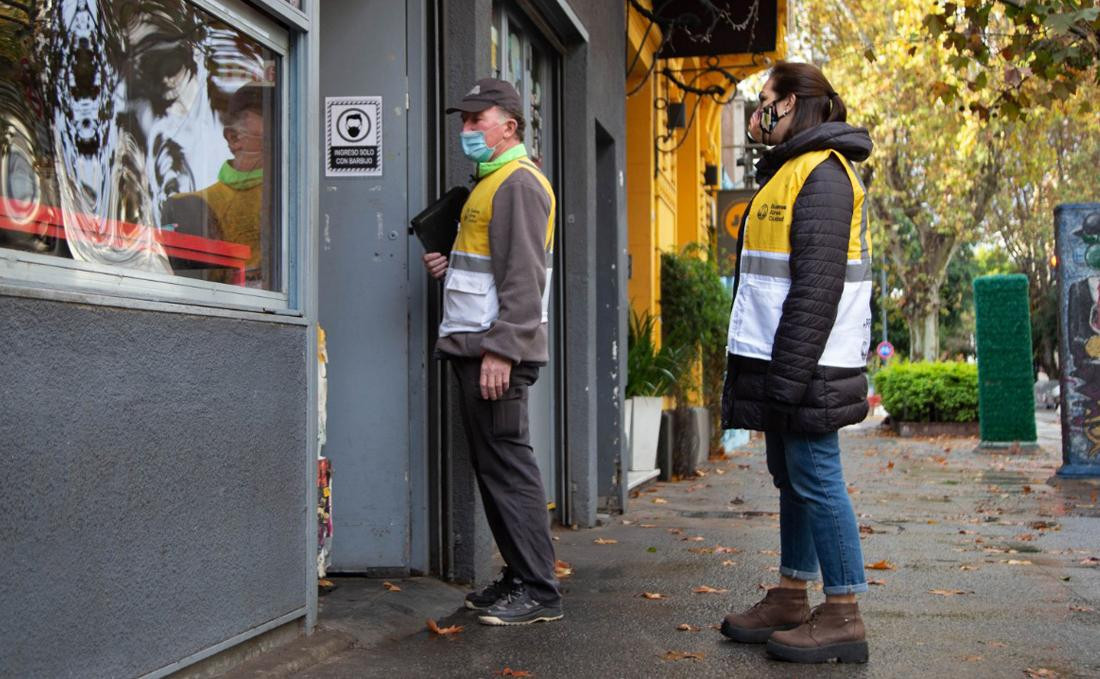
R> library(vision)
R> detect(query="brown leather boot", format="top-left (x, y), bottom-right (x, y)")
top-left (720, 587), bottom-right (811, 643)
top-left (766, 602), bottom-right (869, 663)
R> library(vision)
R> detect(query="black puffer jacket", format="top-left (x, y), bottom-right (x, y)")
top-left (721, 122), bottom-right (873, 434)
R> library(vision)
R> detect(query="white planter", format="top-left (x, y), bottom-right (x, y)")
top-left (627, 396), bottom-right (663, 472)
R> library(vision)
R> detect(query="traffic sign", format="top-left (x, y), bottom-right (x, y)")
top-left (876, 341), bottom-right (894, 361)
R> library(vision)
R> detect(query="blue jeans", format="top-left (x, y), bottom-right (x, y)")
top-left (765, 430), bottom-right (868, 595)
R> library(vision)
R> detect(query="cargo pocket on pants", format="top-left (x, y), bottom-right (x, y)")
top-left (491, 389), bottom-right (528, 441)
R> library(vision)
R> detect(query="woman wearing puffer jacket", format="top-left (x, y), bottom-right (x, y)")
top-left (718, 62), bottom-right (874, 664)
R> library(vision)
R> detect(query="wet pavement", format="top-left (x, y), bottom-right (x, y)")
top-left (232, 412), bottom-right (1100, 678)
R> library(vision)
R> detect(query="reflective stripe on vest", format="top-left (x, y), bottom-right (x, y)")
top-left (440, 157), bottom-right (556, 337)
top-left (726, 149), bottom-right (872, 368)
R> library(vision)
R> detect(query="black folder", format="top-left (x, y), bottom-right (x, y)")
top-left (410, 185), bottom-right (469, 257)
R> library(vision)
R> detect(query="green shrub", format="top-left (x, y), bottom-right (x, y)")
top-left (660, 244), bottom-right (732, 455)
top-left (626, 310), bottom-right (684, 398)
top-left (873, 361), bottom-right (979, 422)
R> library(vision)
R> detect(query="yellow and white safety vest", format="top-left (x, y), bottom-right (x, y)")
top-left (727, 149), bottom-right (872, 368)
top-left (439, 157), bottom-right (555, 337)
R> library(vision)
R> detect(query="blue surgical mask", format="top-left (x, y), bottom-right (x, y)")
top-left (460, 121), bottom-right (503, 163)
top-left (460, 130), bottom-right (494, 162)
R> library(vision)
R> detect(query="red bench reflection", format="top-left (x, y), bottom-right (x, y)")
top-left (0, 197), bottom-right (250, 285)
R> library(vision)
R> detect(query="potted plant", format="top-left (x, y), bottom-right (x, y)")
top-left (626, 310), bottom-right (682, 487)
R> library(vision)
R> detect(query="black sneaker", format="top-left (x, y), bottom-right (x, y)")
top-left (464, 569), bottom-right (518, 611)
top-left (477, 585), bottom-right (563, 626)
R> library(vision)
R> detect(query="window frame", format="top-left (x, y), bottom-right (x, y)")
top-left (0, 0), bottom-right (307, 318)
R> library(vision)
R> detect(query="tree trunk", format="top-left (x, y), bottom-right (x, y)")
top-left (907, 281), bottom-right (942, 361)
top-left (908, 308), bottom-right (940, 361)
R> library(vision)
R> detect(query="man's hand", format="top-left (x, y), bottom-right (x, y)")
top-left (423, 252), bottom-right (448, 279)
top-left (480, 351), bottom-right (512, 400)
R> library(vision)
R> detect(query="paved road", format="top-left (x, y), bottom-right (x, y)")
top-left (240, 419), bottom-right (1100, 678)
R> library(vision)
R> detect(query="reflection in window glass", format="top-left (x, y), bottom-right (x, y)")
top-left (0, 1), bottom-right (282, 291)
top-left (507, 26), bottom-right (523, 99)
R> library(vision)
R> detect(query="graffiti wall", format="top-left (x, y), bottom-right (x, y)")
top-left (1057, 204), bottom-right (1100, 477)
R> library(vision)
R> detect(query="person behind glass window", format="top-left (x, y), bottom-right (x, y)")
top-left (163, 82), bottom-right (268, 285)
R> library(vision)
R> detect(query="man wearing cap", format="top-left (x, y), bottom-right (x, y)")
top-left (422, 78), bottom-right (561, 626)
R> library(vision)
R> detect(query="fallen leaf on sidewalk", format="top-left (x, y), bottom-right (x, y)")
top-left (1006, 559), bottom-right (1033, 566)
top-left (496, 669), bottom-right (533, 677)
top-left (676, 623), bottom-right (701, 632)
top-left (859, 524), bottom-right (877, 535)
top-left (758, 549), bottom-right (779, 557)
top-left (661, 651), bottom-right (704, 661)
top-left (621, 519), bottom-right (633, 525)
top-left (641, 592), bottom-right (667, 600)
top-left (382, 581), bottom-right (401, 592)
top-left (1014, 533), bottom-right (1037, 542)
top-left (667, 528), bottom-right (683, 535)
top-left (639, 523), bottom-right (657, 528)
top-left (426, 619), bottom-right (464, 636)
top-left (866, 560), bottom-right (896, 570)
top-left (1080, 556), bottom-right (1100, 566)
top-left (929, 589), bottom-right (970, 596)
top-left (686, 483), bottom-right (707, 493)
top-left (715, 546), bottom-right (740, 554)
top-left (1030, 521), bottom-right (1060, 531)
top-left (847, 485), bottom-right (860, 495)
top-left (730, 497), bottom-right (745, 505)
top-left (959, 530), bottom-right (977, 535)
top-left (693, 469), bottom-right (708, 478)
top-left (1022, 485), bottom-right (1032, 494)
top-left (757, 582), bottom-right (777, 591)
top-left (714, 468), bottom-right (726, 475)
top-left (722, 560), bottom-right (737, 566)
top-left (959, 565), bottom-right (980, 571)
top-left (1070, 604), bottom-right (1095, 612)
top-left (692, 585), bottom-right (729, 594)
top-left (1025, 669), bottom-right (1059, 678)
top-left (653, 498), bottom-right (669, 505)
top-left (868, 579), bottom-right (887, 586)
top-left (554, 560), bottom-right (573, 579)
top-left (961, 655), bottom-right (983, 662)
top-left (594, 538), bottom-right (618, 545)
top-left (682, 536), bottom-right (705, 542)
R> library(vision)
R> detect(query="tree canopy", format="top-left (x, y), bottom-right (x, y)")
top-left (924, 1), bottom-right (1100, 119)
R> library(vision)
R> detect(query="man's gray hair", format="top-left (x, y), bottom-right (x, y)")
top-left (496, 105), bottom-right (527, 139)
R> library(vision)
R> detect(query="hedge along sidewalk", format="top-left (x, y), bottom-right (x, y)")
top-left (873, 361), bottom-right (981, 438)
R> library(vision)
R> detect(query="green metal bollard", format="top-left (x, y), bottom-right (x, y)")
top-left (973, 274), bottom-right (1038, 450)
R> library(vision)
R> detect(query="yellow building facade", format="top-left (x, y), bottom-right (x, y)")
top-left (624, 0), bottom-right (788, 337)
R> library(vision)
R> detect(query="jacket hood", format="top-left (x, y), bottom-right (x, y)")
top-left (755, 122), bottom-right (872, 182)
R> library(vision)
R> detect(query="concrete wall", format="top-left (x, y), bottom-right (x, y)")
top-left (440, 0), bottom-right (497, 586)
top-left (0, 295), bottom-right (307, 678)
top-left (561, 0), bottom-right (628, 521)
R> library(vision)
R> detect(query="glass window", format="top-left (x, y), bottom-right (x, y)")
top-left (495, 8), bottom-right (552, 172)
top-left (0, 0), bottom-right (283, 293)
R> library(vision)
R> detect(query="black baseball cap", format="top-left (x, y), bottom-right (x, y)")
top-left (445, 78), bottom-right (522, 114)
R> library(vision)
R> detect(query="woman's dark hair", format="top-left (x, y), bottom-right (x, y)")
top-left (768, 62), bottom-right (846, 139)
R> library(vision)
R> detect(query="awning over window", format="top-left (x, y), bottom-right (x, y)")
top-left (651, 0), bottom-right (786, 64)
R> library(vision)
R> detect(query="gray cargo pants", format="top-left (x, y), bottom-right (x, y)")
top-left (451, 357), bottom-right (561, 605)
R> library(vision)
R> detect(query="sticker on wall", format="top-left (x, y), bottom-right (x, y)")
top-left (325, 96), bottom-right (382, 177)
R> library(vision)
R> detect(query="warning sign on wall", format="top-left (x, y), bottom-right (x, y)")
top-left (325, 96), bottom-right (382, 177)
